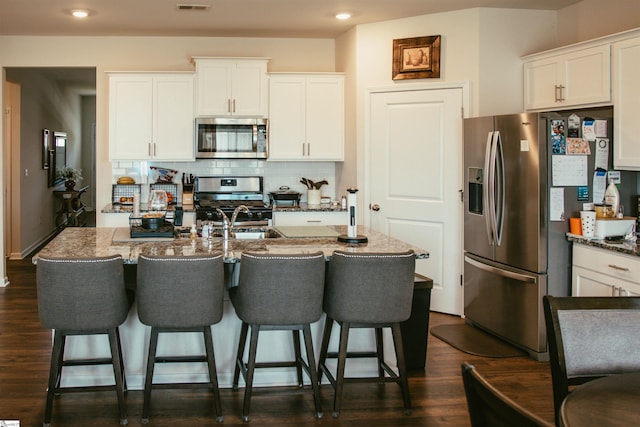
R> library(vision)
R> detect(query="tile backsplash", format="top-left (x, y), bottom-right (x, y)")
top-left (112, 159), bottom-right (337, 204)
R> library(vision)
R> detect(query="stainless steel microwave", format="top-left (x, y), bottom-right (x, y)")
top-left (195, 117), bottom-right (268, 159)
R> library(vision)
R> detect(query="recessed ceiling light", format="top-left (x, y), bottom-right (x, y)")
top-left (71, 9), bottom-right (90, 18)
top-left (336, 12), bottom-right (351, 20)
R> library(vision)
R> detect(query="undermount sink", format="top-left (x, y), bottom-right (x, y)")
top-left (230, 227), bottom-right (282, 239)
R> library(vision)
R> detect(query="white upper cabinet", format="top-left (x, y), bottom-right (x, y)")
top-left (108, 73), bottom-right (195, 161)
top-left (268, 73), bottom-right (344, 161)
top-left (193, 58), bottom-right (269, 117)
top-left (612, 35), bottom-right (640, 170)
top-left (523, 44), bottom-right (610, 110)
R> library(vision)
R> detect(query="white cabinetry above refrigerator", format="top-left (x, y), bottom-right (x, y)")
top-left (108, 72), bottom-right (195, 161)
top-left (523, 44), bottom-right (610, 110)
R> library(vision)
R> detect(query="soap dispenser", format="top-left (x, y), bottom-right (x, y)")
top-left (604, 178), bottom-right (620, 218)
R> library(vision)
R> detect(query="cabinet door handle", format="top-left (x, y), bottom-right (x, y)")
top-left (227, 99), bottom-right (231, 113)
top-left (306, 220), bottom-right (321, 223)
top-left (307, 142), bottom-right (311, 157)
top-left (232, 99), bottom-right (236, 113)
top-left (555, 85), bottom-right (565, 102)
top-left (607, 264), bottom-right (630, 272)
top-left (148, 142), bottom-right (152, 157)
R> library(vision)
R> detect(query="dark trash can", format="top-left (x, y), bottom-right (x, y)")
top-left (400, 273), bottom-right (433, 370)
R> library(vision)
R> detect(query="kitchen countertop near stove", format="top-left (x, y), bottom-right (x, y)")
top-left (272, 203), bottom-right (347, 212)
top-left (102, 204), bottom-right (196, 213)
top-left (101, 203), bottom-right (344, 213)
top-left (567, 233), bottom-right (640, 257)
top-left (32, 226), bottom-right (428, 264)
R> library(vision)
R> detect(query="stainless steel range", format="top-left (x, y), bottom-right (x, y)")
top-left (194, 176), bottom-right (272, 225)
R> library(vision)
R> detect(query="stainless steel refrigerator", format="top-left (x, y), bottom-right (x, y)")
top-left (463, 107), bottom-right (622, 361)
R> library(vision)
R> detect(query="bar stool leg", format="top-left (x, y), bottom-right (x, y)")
top-left (375, 327), bottom-right (385, 380)
top-left (108, 328), bottom-right (128, 425)
top-left (333, 321), bottom-right (350, 418)
top-left (203, 326), bottom-right (223, 423)
top-left (44, 332), bottom-right (64, 427)
top-left (292, 330), bottom-right (304, 387)
top-left (141, 328), bottom-right (159, 424)
top-left (302, 324), bottom-right (323, 419)
top-left (391, 323), bottom-right (412, 415)
top-left (242, 324), bottom-right (261, 422)
top-left (317, 316), bottom-right (333, 383)
top-left (233, 322), bottom-right (249, 390)
top-left (116, 328), bottom-right (128, 392)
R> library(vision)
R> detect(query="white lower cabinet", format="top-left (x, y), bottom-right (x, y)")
top-left (273, 211), bottom-right (348, 226)
top-left (572, 244), bottom-right (640, 296)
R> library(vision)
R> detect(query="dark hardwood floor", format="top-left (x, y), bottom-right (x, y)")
top-left (0, 257), bottom-right (555, 426)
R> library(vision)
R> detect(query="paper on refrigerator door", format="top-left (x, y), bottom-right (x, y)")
top-left (549, 187), bottom-right (565, 221)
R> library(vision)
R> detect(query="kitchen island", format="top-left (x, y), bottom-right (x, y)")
top-left (33, 226), bottom-right (428, 390)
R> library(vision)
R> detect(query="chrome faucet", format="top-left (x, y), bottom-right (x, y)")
top-left (230, 205), bottom-right (251, 227)
top-left (215, 205), bottom-right (251, 240)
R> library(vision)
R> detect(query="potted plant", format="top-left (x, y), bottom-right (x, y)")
top-left (57, 166), bottom-right (83, 190)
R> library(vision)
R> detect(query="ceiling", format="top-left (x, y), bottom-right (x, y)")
top-left (0, 0), bottom-right (582, 39)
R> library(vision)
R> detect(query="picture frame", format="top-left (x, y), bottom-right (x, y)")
top-left (392, 35), bottom-right (441, 80)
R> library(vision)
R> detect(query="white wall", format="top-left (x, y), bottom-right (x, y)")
top-left (557, 0), bottom-right (640, 46)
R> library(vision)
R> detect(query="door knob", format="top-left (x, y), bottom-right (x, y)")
top-left (370, 204), bottom-right (380, 211)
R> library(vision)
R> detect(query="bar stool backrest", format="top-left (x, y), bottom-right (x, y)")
top-left (137, 254), bottom-right (225, 328)
top-left (37, 255), bottom-right (128, 331)
top-left (233, 251), bottom-right (326, 325)
top-left (325, 250), bottom-right (416, 323)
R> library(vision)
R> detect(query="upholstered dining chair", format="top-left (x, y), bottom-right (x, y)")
top-left (230, 251), bottom-right (326, 422)
top-left (36, 255), bottom-right (129, 427)
top-left (136, 254), bottom-right (225, 424)
top-left (317, 250), bottom-right (416, 417)
top-left (461, 362), bottom-right (552, 427)
top-left (543, 295), bottom-right (640, 425)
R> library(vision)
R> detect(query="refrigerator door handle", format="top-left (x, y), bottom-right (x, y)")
top-left (484, 131), bottom-right (495, 245)
top-left (493, 131), bottom-right (505, 246)
top-left (465, 255), bottom-right (537, 284)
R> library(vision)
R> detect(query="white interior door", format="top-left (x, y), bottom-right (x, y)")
top-left (367, 87), bottom-right (463, 315)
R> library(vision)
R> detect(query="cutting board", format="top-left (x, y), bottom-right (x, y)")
top-left (274, 225), bottom-right (340, 238)
top-left (112, 228), bottom-right (175, 242)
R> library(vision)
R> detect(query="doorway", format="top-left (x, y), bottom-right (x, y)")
top-left (366, 84), bottom-right (468, 316)
top-left (3, 67), bottom-right (96, 260)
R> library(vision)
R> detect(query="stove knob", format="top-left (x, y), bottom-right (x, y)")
top-left (205, 211), bottom-right (214, 220)
top-left (255, 211), bottom-right (262, 219)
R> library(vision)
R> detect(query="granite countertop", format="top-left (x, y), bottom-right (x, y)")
top-left (32, 226), bottom-right (428, 264)
top-left (567, 233), bottom-right (640, 257)
top-left (272, 203), bottom-right (346, 212)
top-left (102, 204), bottom-right (196, 214)
top-left (102, 203), bottom-right (344, 214)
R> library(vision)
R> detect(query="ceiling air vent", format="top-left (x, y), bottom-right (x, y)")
top-left (177, 4), bottom-right (210, 11)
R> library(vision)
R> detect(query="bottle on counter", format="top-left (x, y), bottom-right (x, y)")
top-left (341, 195), bottom-right (347, 209)
top-left (189, 223), bottom-right (198, 240)
top-left (604, 178), bottom-right (620, 218)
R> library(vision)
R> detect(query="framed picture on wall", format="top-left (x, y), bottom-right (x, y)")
top-left (392, 35), bottom-right (441, 80)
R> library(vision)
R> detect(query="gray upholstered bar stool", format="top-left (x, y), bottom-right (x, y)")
top-left (136, 254), bottom-right (225, 424)
top-left (230, 251), bottom-right (326, 422)
top-left (36, 255), bottom-right (129, 427)
top-left (318, 250), bottom-right (416, 418)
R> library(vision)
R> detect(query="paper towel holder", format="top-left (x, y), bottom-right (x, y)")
top-left (337, 187), bottom-right (368, 244)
